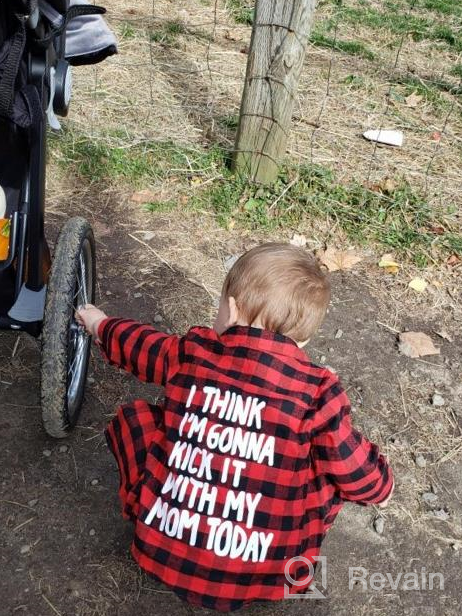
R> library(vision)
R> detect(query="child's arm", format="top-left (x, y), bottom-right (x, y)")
top-left (311, 374), bottom-right (394, 507)
top-left (76, 304), bottom-right (180, 386)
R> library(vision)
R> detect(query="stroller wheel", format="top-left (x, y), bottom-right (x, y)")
top-left (41, 217), bottom-right (96, 438)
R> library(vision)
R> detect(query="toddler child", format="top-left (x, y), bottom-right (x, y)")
top-left (76, 242), bottom-right (393, 612)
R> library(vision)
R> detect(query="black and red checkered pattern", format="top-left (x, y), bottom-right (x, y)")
top-left (99, 318), bottom-right (393, 611)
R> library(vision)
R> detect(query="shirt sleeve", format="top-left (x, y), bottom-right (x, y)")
top-left (311, 373), bottom-right (393, 505)
top-left (96, 317), bottom-right (180, 386)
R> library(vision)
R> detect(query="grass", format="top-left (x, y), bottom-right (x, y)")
top-left (331, 3), bottom-right (462, 51)
top-left (50, 128), bottom-right (460, 266)
top-left (50, 130), bottom-right (227, 186)
top-left (199, 164), bottom-right (461, 266)
top-left (450, 64), bottom-right (462, 79)
top-left (310, 32), bottom-right (375, 60)
top-left (226, 0), bottom-right (254, 25)
top-left (119, 23), bottom-right (136, 40)
top-left (149, 20), bottom-right (186, 46)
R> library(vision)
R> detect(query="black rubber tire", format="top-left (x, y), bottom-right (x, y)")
top-left (41, 217), bottom-right (96, 438)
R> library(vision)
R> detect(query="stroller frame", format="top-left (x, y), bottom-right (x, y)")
top-left (0, 0), bottom-right (104, 436)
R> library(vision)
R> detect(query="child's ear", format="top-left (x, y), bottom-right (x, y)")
top-left (226, 296), bottom-right (240, 327)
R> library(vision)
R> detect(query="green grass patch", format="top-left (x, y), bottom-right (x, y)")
top-left (50, 130), bottom-right (227, 186)
top-left (341, 74), bottom-right (366, 89)
top-left (197, 164), bottom-right (460, 266)
top-left (50, 130), bottom-right (460, 265)
top-left (450, 64), bottom-right (462, 79)
top-left (310, 32), bottom-right (375, 60)
top-left (226, 0), bottom-right (254, 25)
top-left (119, 22), bottom-right (136, 39)
top-left (143, 200), bottom-right (177, 213)
top-left (328, 2), bottom-right (462, 50)
top-left (419, 0), bottom-right (462, 17)
top-left (149, 20), bottom-right (186, 46)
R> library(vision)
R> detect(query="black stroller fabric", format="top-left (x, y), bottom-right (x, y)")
top-left (0, 0), bottom-right (116, 128)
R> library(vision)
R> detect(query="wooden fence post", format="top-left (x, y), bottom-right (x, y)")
top-left (232, 0), bottom-right (317, 184)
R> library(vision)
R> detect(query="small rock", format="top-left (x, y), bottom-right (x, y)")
top-left (42, 449), bottom-right (52, 457)
top-left (134, 293), bottom-right (142, 299)
top-left (28, 498), bottom-right (38, 508)
top-left (435, 546), bottom-right (443, 557)
top-left (89, 529), bottom-right (96, 537)
top-left (451, 541), bottom-right (460, 551)
top-left (320, 355), bottom-right (326, 363)
top-left (328, 347), bottom-right (334, 353)
top-left (87, 377), bottom-right (95, 385)
top-left (433, 421), bottom-right (444, 433)
top-left (334, 329), bottom-right (343, 339)
top-left (105, 290), bottom-right (112, 296)
top-left (142, 231), bottom-right (155, 242)
top-left (432, 393), bottom-right (445, 407)
top-left (433, 509), bottom-right (450, 521)
top-left (58, 445), bottom-right (68, 453)
top-left (422, 492), bottom-right (438, 505)
top-left (20, 545), bottom-right (31, 555)
top-left (373, 517), bottom-right (385, 535)
top-left (415, 454), bottom-right (426, 468)
top-left (154, 314), bottom-right (163, 324)
top-left (91, 479), bottom-right (99, 486)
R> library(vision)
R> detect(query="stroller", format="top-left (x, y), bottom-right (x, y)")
top-left (0, 0), bottom-right (116, 437)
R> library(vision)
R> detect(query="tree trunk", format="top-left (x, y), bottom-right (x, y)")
top-left (233, 0), bottom-right (316, 184)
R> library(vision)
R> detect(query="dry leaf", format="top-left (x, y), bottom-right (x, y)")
top-left (378, 253), bottom-right (400, 274)
top-left (130, 189), bottom-right (158, 204)
top-left (434, 329), bottom-right (453, 343)
top-left (290, 233), bottom-right (307, 248)
top-left (408, 277), bottom-right (428, 293)
top-left (446, 254), bottom-right (461, 266)
top-left (399, 332), bottom-right (440, 358)
top-left (405, 91), bottom-right (423, 108)
top-left (317, 247), bottom-right (362, 272)
top-left (429, 224), bottom-right (445, 235)
top-left (366, 177), bottom-right (397, 194)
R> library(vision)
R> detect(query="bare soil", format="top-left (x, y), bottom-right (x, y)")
top-left (1, 191), bottom-right (461, 616)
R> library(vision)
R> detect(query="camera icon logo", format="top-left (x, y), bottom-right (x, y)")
top-left (284, 555), bottom-right (327, 599)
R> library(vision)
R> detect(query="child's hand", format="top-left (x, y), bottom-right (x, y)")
top-left (75, 304), bottom-right (108, 339)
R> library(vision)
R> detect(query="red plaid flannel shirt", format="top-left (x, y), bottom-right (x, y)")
top-left (99, 318), bottom-right (393, 611)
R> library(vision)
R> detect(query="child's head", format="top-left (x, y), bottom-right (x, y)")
top-left (214, 243), bottom-right (330, 345)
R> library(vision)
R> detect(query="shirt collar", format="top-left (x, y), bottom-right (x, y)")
top-left (219, 325), bottom-right (310, 362)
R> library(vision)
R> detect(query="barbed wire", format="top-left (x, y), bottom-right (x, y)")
top-left (81, 0), bottom-right (461, 212)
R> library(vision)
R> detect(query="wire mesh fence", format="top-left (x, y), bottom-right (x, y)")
top-left (62, 0), bottom-right (462, 263)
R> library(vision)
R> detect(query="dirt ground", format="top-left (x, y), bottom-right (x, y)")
top-left (1, 190), bottom-right (461, 616)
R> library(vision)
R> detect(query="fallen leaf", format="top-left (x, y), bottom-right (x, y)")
top-left (378, 253), bottom-right (400, 274)
top-left (428, 224), bottom-right (445, 235)
top-left (399, 332), bottom-right (440, 358)
top-left (131, 189), bottom-right (158, 204)
top-left (190, 176), bottom-right (203, 186)
top-left (405, 91), bottom-right (423, 108)
top-left (434, 329), bottom-right (453, 343)
top-left (365, 177), bottom-right (397, 194)
top-left (290, 233), bottom-right (307, 248)
top-left (431, 131), bottom-right (442, 142)
top-left (179, 195), bottom-right (189, 205)
top-left (408, 277), bottom-right (428, 293)
top-left (446, 254), bottom-right (461, 266)
top-left (317, 247), bottom-right (362, 272)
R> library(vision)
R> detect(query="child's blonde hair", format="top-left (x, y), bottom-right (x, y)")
top-left (223, 243), bottom-right (330, 342)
